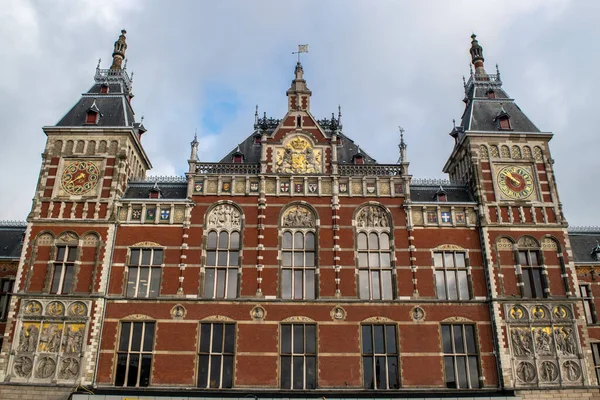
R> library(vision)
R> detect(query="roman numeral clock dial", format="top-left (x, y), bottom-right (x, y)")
top-left (497, 165), bottom-right (535, 200)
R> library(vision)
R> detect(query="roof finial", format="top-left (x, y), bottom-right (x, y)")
top-left (292, 44), bottom-right (309, 64)
top-left (110, 29), bottom-right (128, 70)
top-left (496, 63), bottom-right (501, 80)
top-left (190, 129), bottom-right (199, 161)
top-left (96, 58), bottom-right (102, 71)
top-left (123, 58), bottom-right (128, 70)
top-left (398, 126), bottom-right (407, 164)
top-left (452, 119), bottom-right (456, 128)
top-left (469, 33), bottom-right (486, 76)
top-left (338, 104), bottom-right (342, 126)
top-left (254, 105), bottom-right (259, 125)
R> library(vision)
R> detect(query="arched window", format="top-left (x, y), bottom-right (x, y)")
top-left (355, 205), bottom-right (393, 300)
top-left (280, 205), bottom-right (317, 299)
top-left (204, 204), bottom-right (242, 299)
top-left (516, 236), bottom-right (545, 298)
top-left (50, 232), bottom-right (79, 295)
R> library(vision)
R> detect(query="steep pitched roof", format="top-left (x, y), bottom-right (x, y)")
top-left (0, 224), bottom-right (26, 260)
top-left (569, 230), bottom-right (600, 264)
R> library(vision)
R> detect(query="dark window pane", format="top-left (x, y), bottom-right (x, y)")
top-left (373, 325), bottom-right (385, 354)
top-left (218, 232), bottom-right (228, 249)
top-left (375, 356), bottom-right (387, 389)
top-left (216, 270), bottom-right (226, 298)
top-left (127, 353), bottom-right (140, 386)
top-left (369, 233), bottom-right (379, 250)
top-left (468, 355), bottom-right (480, 388)
top-left (230, 232), bottom-right (240, 249)
top-left (436, 270), bottom-right (447, 300)
top-left (363, 356), bottom-right (374, 389)
top-left (209, 355), bottom-right (221, 388)
top-left (359, 270), bottom-right (370, 299)
top-left (143, 323), bottom-right (155, 352)
top-left (294, 232), bottom-right (304, 249)
top-left (293, 324), bottom-right (304, 353)
top-left (456, 356), bottom-right (468, 388)
top-left (217, 251), bottom-right (228, 266)
top-left (465, 325), bottom-right (476, 354)
top-left (56, 247), bottom-right (65, 262)
top-left (119, 323), bottom-right (131, 351)
top-left (281, 325), bottom-right (291, 354)
top-left (453, 325), bottom-right (465, 353)
top-left (152, 250), bottom-right (163, 265)
top-left (212, 323), bottom-right (224, 353)
top-left (293, 355), bottom-right (304, 389)
top-left (224, 324), bottom-right (235, 353)
top-left (281, 356), bottom-right (291, 389)
top-left (129, 249), bottom-right (140, 265)
top-left (294, 252), bottom-right (304, 267)
top-left (62, 264), bottom-right (74, 293)
top-left (441, 325), bottom-right (452, 353)
top-left (198, 354), bottom-right (209, 388)
top-left (149, 269), bottom-right (160, 298)
top-left (522, 269), bottom-right (533, 298)
top-left (362, 325), bottom-right (373, 354)
top-left (206, 251), bottom-right (216, 266)
top-left (305, 252), bottom-right (315, 267)
top-left (294, 270), bottom-right (303, 299)
top-left (204, 269), bottom-right (215, 298)
top-left (222, 355), bottom-right (234, 388)
top-left (200, 324), bottom-right (211, 353)
top-left (140, 354), bottom-right (152, 387)
top-left (305, 232), bottom-right (315, 250)
top-left (519, 251), bottom-right (528, 266)
top-left (227, 270), bottom-right (237, 299)
top-left (131, 323), bottom-right (143, 352)
top-left (306, 356), bottom-right (316, 389)
top-left (305, 325), bottom-right (316, 354)
top-left (380, 252), bottom-right (391, 267)
top-left (282, 232), bottom-right (292, 249)
top-left (67, 247), bottom-right (77, 262)
top-left (388, 356), bottom-right (399, 389)
top-left (115, 353), bottom-right (128, 386)
top-left (444, 356), bottom-right (456, 388)
top-left (229, 251), bottom-right (239, 266)
top-left (305, 270), bottom-right (315, 300)
top-left (530, 252), bottom-right (539, 266)
top-left (51, 264), bottom-right (63, 294)
top-left (385, 325), bottom-right (397, 354)
top-left (357, 233), bottom-right (367, 250)
top-left (532, 269), bottom-right (544, 298)
top-left (141, 250), bottom-right (151, 265)
top-left (444, 253), bottom-right (454, 268)
top-left (207, 232), bottom-right (217, 249)
top-left (282, 270), bottom-right (292, 299)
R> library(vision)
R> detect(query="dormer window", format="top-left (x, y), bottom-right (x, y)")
top-left (253, 135), bottom-right (261, 145)
top-left (85, 110), bottom-right (99, 125)
top-left (233, 155), bottom-right (243, 163)
top-left (353, 155), bottom-right (364, 165)
top-left (435, 186), bottom-right (447, 202)
top-left (149, 183), bottom-right (161, 199)
top-left (498, 115), bottom-right (511, 130)
top-left (487, 90), bottom-right (495, 99)
top-left (100, 84), bottom-right (109, 94)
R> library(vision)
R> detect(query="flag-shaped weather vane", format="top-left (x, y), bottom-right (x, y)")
top-left (293, 44), bottom-right (309, 63)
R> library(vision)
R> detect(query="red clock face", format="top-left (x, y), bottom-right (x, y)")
top-left (61, 161), bottom-right (100, 195)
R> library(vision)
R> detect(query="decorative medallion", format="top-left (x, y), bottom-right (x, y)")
top-left (410, 306), bottom-right (425, 322)
top-left (58, 357), bottom-right (80, 380)
top-left (455, 211), bottom-right (466, 224)
top-left (235, 181), bottom-right (245, 194)
top-left (356, 206), bottom-right (389, 228)
top-left (46, 301), bottom-right (65, 316)
top-left (539, 361), bottom-right (558, 382)
top-left (145, 208), bottom-right (156, 221)
top-left (280, 182), bottom-right (290, 193)
top-left (282, 205), bottom-right (314, 228)
top-left (194, 180), bottom-right (204, 193)
top-left (250, 182), bottom-right (259, 192)
top-left (174, 208), bottom-right (185, 223)
top-left (60, 160), bottom-right (100, 195)
top-left (250, 305), bottom-right (266, 321)
top-left (294, 182), bottom-right (304, 193)
top-left (275, 136), bottom-right (322, 174)
top-left (329, 307), bottom-right (346, 321)
top-left (552, 305), bottom-right (570, 320)
top-left (222, 182), bottom-right (231, 193)
top-left (35, 356), bottom-right (56, 379)
top-left (562, 360), bottom-right (581, 381)
top-left (67, 302), bottom-right (87, 317)
top-left (516, 361), bottom-right (536, 382)
top-left (497, 165), bottom-right (535, 200)
top-left (366, 182), bottom-right (376, 194)
top-left (131, 208), bottom-right (142, 220)
top-left (24, 301), bottom-right (42, 315)
top-left (339, 182), bottom-right (348, 194)
top-left (160, 209), bottom-right (170, 221)
top-left (441, 211), bottom-right (451, 223)
top-left (207, 204), bottom-right (242, 230)
top-left (509, 306), bottom-right (527, 320)
top-left (13, 355), bottom-right (33, 377)
top-left (321, 181), bottom-right (332, 194)
top-left (170, 304), bottom-right (186, 320)
top-left (427, 212), bottom-right (437, 224)
top-left (531, 306), bottom-right (546, 319)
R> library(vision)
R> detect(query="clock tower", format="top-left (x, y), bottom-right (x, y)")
top-left (0, 30), bottom-right (151, 387)
top-left (443, 36), bottom-right (593, 389)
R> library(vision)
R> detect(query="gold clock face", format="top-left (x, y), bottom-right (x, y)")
top-left (497, 165), bottom-right (535, 200)
top-left (61, 161), bottom-right (100, 195)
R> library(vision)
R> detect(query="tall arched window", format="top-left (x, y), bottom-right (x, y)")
top-left (203, 204), bottom-right (242, 299)
top-left (355, 205), bottom-right (394, 300)
top-left (280, 205), bottom-right (317, 299)
top-left (516, 236), bottom-right (546, 298)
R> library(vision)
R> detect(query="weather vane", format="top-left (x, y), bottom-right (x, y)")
top-left (292, 44), bottom-right (309, 63)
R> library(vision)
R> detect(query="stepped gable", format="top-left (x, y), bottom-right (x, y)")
top-left (0, 222), bottom-right (26, 260)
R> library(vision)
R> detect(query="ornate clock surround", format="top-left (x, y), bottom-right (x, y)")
top-left (56, 159), bottom-right (104, 198)
top-left (492, 163), bottom-right (538, 202)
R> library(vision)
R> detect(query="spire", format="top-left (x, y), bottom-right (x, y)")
top-left (110, 29), bottom-right (128, 70)
top-left (190, 129), bottom-right (199, 161)
top-left (338, 105), bottom-right (342, 127)
top-left (469, 34), bottom-right (485, 75)
top-left (254, 105), bottom-right (259, 126)
top-left (287, 46), bottom-right (312, 112)
top-left (397, 126), bottom-right (407, 164)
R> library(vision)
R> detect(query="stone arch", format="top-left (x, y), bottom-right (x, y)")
top-left (441, 316), bottom-right (474, 323)
top-left (56, 231), bottom-right (79, 245)
top-left (511, 145), bottom-right (522, 159)
top-left (500, 145), bottom-right (510, 158)
top-left (86, 140), bottom-right (96, 155)
top-left (205, 202), bottom-right (244, 231)
top-left (541, 236), bottom-right (561, 252)
top-left (533, 146), bottom-right (543, 161)
top-left (523, 145), bottom-right (533, 159)
top-left (75, 140), bottom-right (85, 153)
top-left (478, 145), bottom-right (489, 159)
top-left (98, 140), bottom-right (107, 153)
top-left (201, 315), bottom-right (235, 322)
top-left (490, 145), bottom-right (500, 158)
top-left (496, 235), bottom-right (515, 250)
top-left (53, 140), bottom-right (63, 156)
top-left (65, 140), bottom-right (74, 155)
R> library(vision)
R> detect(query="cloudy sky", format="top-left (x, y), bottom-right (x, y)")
top-left (0, 0), bottom-right (598, 226)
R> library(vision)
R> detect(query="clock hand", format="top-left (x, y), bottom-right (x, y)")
top-left (505, 172), bottom-right (521, 186)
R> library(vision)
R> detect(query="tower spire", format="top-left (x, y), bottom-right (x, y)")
top-left (286, 45), bottom-right (312, 112)
top-left (469, 34), bottom-right (485, 75)
top-left (110, 29), bottom-right (128, 70)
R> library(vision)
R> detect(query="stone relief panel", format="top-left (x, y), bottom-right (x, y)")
top-left (206, 204), bottom-right (242, 230)
top-left (10, 299), bottom-right (90, 383)
top-left (275, 136), bottom-right (322, 174)
top-left (281, 205), bottom-right (315, 228)
top-left (356, 205), bottom-right (390, 228)
top-left (505, 303), bottom-right (583, 387)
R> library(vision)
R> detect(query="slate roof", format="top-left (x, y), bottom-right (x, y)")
top-left (123, 182), bottom-right (188, 200)
top-left (410, 185), bottom-right (474, 203)
top-left (568, 231), bottom-right (600, 264)
top-left (0, 225), bottom-right (26, 260)
top-left (56, 95), bottom-right (135, 127)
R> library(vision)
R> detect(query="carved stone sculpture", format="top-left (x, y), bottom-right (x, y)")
top-left (540, 361), bottom-right (558, 381)
top-left (356, 206), bottom-right (389, 228)
top-left (555, 327), bottom-right (576, 356)
top-left (563, 360), bottom-right (581, 381)
top-left (39, 324), bottom-right (62, 353)
top-left (46, 301), bottom-right (65, 316)
top-left (62, 325), bottom-right (84, 354)
top-left (282, 206), bottom-right (314, 228)
top-left (13, 355), bottom-right (33, 377)
top-left (24, 301), bottom-right (42, 315)
top-left (68, 302), bottom-right (87, 317)
top-left (19, 324), bottom-right (39, 352)
top-left (511, 328), bottom-right (532, 356)
top-left (516, 361), bottom-right (536, 382)
top-left (534, 328), bottom-right (553, 356)
top-left (58, 357), bottom-right (80, 380)
top-left (35, 356), bottom-right (56, 379)
top-left (207, 204), bottom-right (241, 230)
top-left (275, 137), bottom-right (322, 174)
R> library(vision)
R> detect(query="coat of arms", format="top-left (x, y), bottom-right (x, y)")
top-left (339, 183), bottom-right (348, 193)
top-left (308, 183), bottom-right (317, 193)
top-left (280, 182), bottom-right (290, 192)
top-left (194, 181), bottom-right (204, 193)
top-left (275, 137), bottom-right (322, 174)
top-left (222, 182), bottom-right (231, 193)
top-left (294, 183), bottom-right (303, 193)
top-left (160, 209), bottom-right (170, 220)
top-left (250, 182), bottom-right (259, 192)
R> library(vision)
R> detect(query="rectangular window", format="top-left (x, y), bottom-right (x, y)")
top-left (441, 324), bottom-right (480, 389)
top-left (499, 116), bottom-right (511, 130)
top-left (434, 252), bottom-right (470, 300)
top-left (85, 111), bottom-right (98, 124)
top-left (115, 321), bottom-right (155, 387)
top-left (51, 246), bottom-right (76, 294)
top-left (580, 284), bottom-right (596, 324)
top-left (0, 278), bottom-right (14, 321)
top-left (198, 323), bottom-right (235, 388)
top-left (280, 323), bottom-right (317, 389)
top-left (281, 231), bottom-right (316, 300)
top-left (357, 232), bottom-right (393, 300)
top-left (519, 250), bottom-right (544, 298)
top-left (592, 343), bottom-right (600, 384)
top-left (126, 248), bottom-right (163, 298)
top-left (361, 324), bottom-right (399, 389)
top-left (205, 231), bottom-right (239, 299)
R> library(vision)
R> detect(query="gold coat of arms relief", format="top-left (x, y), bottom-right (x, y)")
top-left (275, 137), bottom-right (322, 174)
